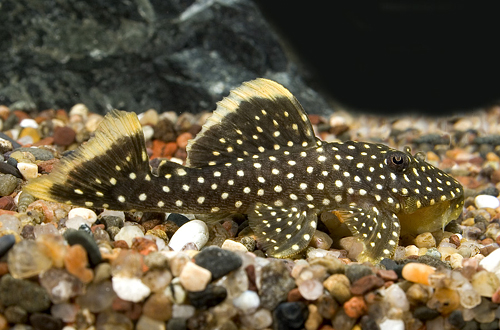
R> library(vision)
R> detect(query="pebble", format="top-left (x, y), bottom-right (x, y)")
top-left (401, 262), bottom-right (436, 285)
top-left (7, 239), bottom-right (53, 279)
top-left (64, 244), bottom-right (94, 284)
top-left (193, 246), bottom-right (242, 280)
top-left (187, 284), bottom-right (227, 308)
top-left (379, 318), bottom-right (405, 330)
top-left (0, 274), bottom-right (51, 312)
top-left (221, 239), bottom-right (248, 253)
top-left (0, 234), bottom-right (16, 258)
top-left (345, 264), bottom-right (374, 283)
top-left (112, 277), bottom-right (151, 303)
top-left (273, 302), bottom-right (308, 330)
top-left (259, 260), bottom-right (296, 310)
top-left (168, 220), bottom-right (209, 251)
top-left (384, 284), bottom-right (410, 312)
top-left (343, 296), bottom-right (367, 318)
top-left (0, 173), bottom-right (19, 195)
top-left (323, 274), bottom-right (352, 304)
top-left (470, 270), bottom-right (500, 297)
top-left (350, 275), bottom-right (385, 295)
top-left (136, 315), bottom-right (166, 330)
top-left (166, 213), bottom-right (190, 227)
top-left (63, 229), bottom-right (102, 266)
top-left (298, 279), bottom-right (324, 301)
top-left (29, 313), bottom-right (64, 330)
top-left (142, 293), bottom-right (172, 321)
top-left (68, 207), bottom-right (97, 224)
top-left (114, 225), bottom-right (145, 248)
top-left (414, 232), bottom-right (437, 248)
top-left (0, 195), bottom-right (15, 210)
top-left (179, 261), bottom-right (212, 292)
top-left (240, 308), bottom-right (273, 330)
top-left (53, 126), bottom-right (76, 146)
top-left (233, 290), bottom-right (260, 314)
top-left (475, 194), bottom-right (500, 209)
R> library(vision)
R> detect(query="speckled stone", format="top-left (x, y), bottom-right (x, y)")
top-left (259, 260), bottom-right (296, 310)
top-left (29, 313), bottom-right (63, 330)
top-left (193, 246), bottom-right (243, 280)
top-left (345, 264), bottom-right (374, 283)
top-left (0, 274), bottom-right (51, 312)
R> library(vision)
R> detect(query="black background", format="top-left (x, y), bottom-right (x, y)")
top-left (254, 1), bottom-right (500, 115)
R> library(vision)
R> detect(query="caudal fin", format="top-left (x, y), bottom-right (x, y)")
top-left (25, 110), bottom-right (152, 210)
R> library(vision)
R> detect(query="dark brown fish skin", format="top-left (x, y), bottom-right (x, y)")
top-left (25, 78), bottom-right (464, 262)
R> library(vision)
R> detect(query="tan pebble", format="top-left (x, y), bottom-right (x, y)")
top-left (308, 230), bottom-right (333, 250)
top-left (69, 103), bottom-right (89, 118)
top-left (471, 270), bottom-right (500, 297)
top-left (323, 274), bottom-right (351, 304)
top-left (425, 151), bottom-right (440, 162)
top-left (179, 261), bottom-right (211, 292)
top-left (406, 283), bottom-right (432, 305)
top-left (221, 239), bottom-right (248, 253)
top-left (85, 113), bottom-right (104, 132)
top-left (305, 304), bottom-right (323, 330)
top-left (414, 232), bottom-right (436, 248)
top-left (427, 287), bottom-right (460, 314)
top-left (437, 246), bottom-right (458, 260)
top-left (462, 218), bottom-right (475, 226)
top-left (139, 109), bottom-right (159, 126)
top-left (449, 253), bottom-right (464, 269)
top-left (142, 292), bottom-right (173, 321)
top-left (404, 245), bottom-right (419, 257)
top-left (402, 263), bottom-right (436, 286)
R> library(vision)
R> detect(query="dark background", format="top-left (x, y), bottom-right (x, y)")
top-left (254, 1), bottom-right (500, 115)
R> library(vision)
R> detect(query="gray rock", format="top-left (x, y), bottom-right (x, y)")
top-left (0, 0), bottom-right (333, 116)
top-left (259, 260), bottom-right (296, 310)
top-left (0, 274), bottom-right (51, 313)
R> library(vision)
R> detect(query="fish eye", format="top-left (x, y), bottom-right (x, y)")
top-left (387, 152), bottom-right (409, 171)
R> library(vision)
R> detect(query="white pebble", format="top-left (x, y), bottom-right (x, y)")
top-left (480, 248), bottom-right (500, 279)
top-left (172, 304), bottom-right (195, 318)
top-left (379, 318), bottom-right (405, 330)
top-left (99, 209), bottom-right (125, 220)
top-left (179, 261), bottom-right (211, 292)
top-left (475, 194), bottom-right (500, 209)
top-left (68, 207), bottom-right (97, 224)
top-left (69, 103), bottom-right (89, 118)
top-left (168, 220), bottom-right (208, 251)
top-left (240, 309), bottom-right (273, 329)
top-left (112, 277), bottom-right (151, 302)
top-left (17, 162), bottom-right (38, 180)
top-left (233, 290), bottom-right (260, 314)
top-left (114, 225), bottom-right (145, 247)
top-left (142, 125), bottom-right (154, 142)
top-left (221, 239), bottom-right (248, 253)
top-left (298, 279), bottom-right (324, 301)
top-left (19, 118), bottom-right (39, 128)
top-left (65, 216), bottom-right (90, 230)
top-left (384, 284), bottom-right (410, 312)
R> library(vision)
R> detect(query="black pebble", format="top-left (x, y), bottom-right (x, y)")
top-left (273, 302), bottom-right (308, 330)
top-left (30, 313), bottom-right (63, 330)
top-left (167, 318), bottom-right (187, 330)
top-left (194, 246), bottom-right (243, 280)
top-left (63, 229), bottom-right (102, 266)
top-left (345, 264), bottom-right (374, 283)
top-left (0, 234), bottom-right (16, 258)
top-left (413, 306), bottom-right (440, 321)
top-left (0, 161), bottom-right (22, 178)
top-left (187, 284), bottom-right (227, 308)
top-left (448, 310), bottom-right (466, 329)
top-left (360, 315), bottom-right (380, 330)
top-left (462, 320), bottom-right (479, 330)
top-left (167, 213), bottom-right (190, 227)
top-left (479, 187), bottom-right (499, 197)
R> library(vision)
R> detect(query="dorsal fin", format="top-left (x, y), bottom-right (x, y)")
top-left (186, 78), bottom-right (317, 168)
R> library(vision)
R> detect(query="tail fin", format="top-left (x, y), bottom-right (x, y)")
top-left (25, 110), bottom-right (152, 210)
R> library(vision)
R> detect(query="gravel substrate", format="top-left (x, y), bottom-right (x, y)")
top-left (2, 103), bottom-right (500, 330)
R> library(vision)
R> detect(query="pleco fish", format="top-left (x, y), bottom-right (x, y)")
top-left (25, 78), bottom-right (464, 263)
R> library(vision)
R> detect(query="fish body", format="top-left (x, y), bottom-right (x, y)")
top-left (25, 78), bottom-right (464, 262)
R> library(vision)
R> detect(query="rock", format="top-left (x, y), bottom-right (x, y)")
top-left (232, 290), bottom-right (260, 314)
top-left (0, 173), bottom-right (19, 195)
top-left (29, 313), bottom-right (63, 330)
top-left (414, 232), bottom-right (437, 248)
top-left (166, 213), bottom-right (190, 227)
top-left (114, 225), bottom-right (145, 248)
top-left (136, 315), bottom-right (166, 330)
top-left (0, 274), bottom-right (51, 312)
top-left (168, 220), bottom-right (209, 251)
top-left (470, 270), bottom-right (500, 297)
top-left (142, 293), bottom-right (173, 321)
top-left (427, 288), bottom-right (460, 315)
top-left (221, 239), bottom-right (248, 253)
top-left (63, 229), bottom-right (102, 266)
top-left (53, 126), bottom-right (76, 146)
top-left (448, 310), bottom-right (466, 329)
top-left (239, 308), bottom-right (273, 330)
top-left (401, 262), bottom-right (436, 285)
top-left (273, 302), bottom-right (308, 330)
top-left (298, 279), bottom-right (323, 301)
top-left (379, 318), bottom-right (405, 330)
top-left (68, 207), bottom-right (97, 224)
top-left (0, 0), bottom-right (333, 117)
top-left (0, 196), bottom-right (16, 211)
top-left (187, 284), bottom-right (227, 308)
top-left (39, 268), bottom-right (84, 304)
top-left (112, 277), bottom-right (151, 303)
top-left (323, 274), bottom-right (351, 304)
top-left (259, 260), bottom-right (296, 310)
top-left (384, 284), bottom-right (410, 312)
top-left (345, 263), bottom-right (374, 283)
top-left (4, 305), bottom-right (28, 324)
top-left (343, 296), bottom-right (367, 318)
top-left (193, 246), bottom-right (243, 280)
top-left (0, 234), bottom-right (16, 258)
top-left (7, 239), bottom-right (53, 278)
top-left (350, 275), bottom-right (385, 295)
top-left (475, 194), bottom-right (500, 209)
top-left (64, 244), bottom-right (93, 284)
top-left (176, 132), bottom-right (193, 149)
top-left (413, 306), bottom-right (440, 321)
top-left (179, 261), bottom-right (212, 292)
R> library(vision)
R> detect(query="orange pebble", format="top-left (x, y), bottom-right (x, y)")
top-left (64, 244), bottom-right (94, 284)
top-left (176, 132), bottom-right (193, 149)
top-left (401, 262), bottom-right (435, 286)
top-left (343, 296), bottom-right (367, 318)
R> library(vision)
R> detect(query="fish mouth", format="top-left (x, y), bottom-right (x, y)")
top-left (397, 195), bottom-right (464, 236)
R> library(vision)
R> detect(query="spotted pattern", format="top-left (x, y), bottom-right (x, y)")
top-left (25, 78), bottom-right (464, 263)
